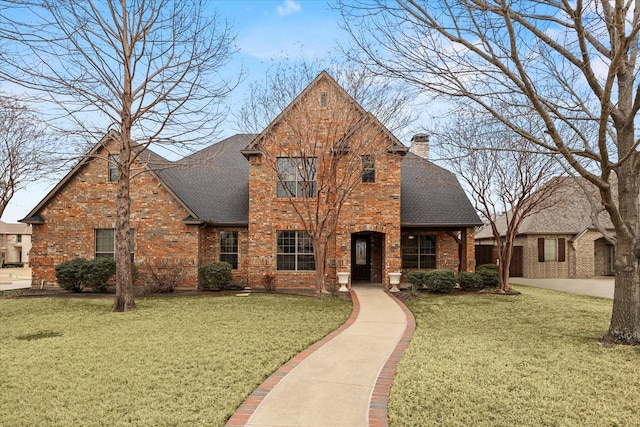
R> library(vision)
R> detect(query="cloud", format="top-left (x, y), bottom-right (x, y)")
top-left (277, 0), bottom-right (301, 16)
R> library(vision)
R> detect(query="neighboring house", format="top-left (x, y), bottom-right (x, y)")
top-left (22, 71), bottom-right (482, 289)
top-left (475, 177), bottom-right (615, 279)
top-left (0, 221), bottom-right (31, 267)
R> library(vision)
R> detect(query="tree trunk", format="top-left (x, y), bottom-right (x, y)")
top-left (112, 144), bottom-right (135, 312)
top-left (604, 160), bottom-right (640, 344)
top-left (313, 236), bottom-right (329, 294)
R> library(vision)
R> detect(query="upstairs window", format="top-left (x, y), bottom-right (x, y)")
top-left (108, 154), bottom-right (119, 182)
top-left (277, 231), bottom-right (315, 271)
top-left (402, 234), bottom-right (436, 269)
top-left (276, 157), bottom-right (316, 198)
top-left (362, 155), bottom-right (375, 183)
top-left (220, 231), bottom-right (238, 269)
top-left (16, 234), bottom-right (22, 243)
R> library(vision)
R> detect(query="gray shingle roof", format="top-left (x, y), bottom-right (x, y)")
top-left (152, 134), bottom-right (257, 225)
top-left (401, 152), bottom-right (483, 227)
top-left (160, 140), bottom-right (481, 227)
top-left (475, 177), bottom-right (614, 239)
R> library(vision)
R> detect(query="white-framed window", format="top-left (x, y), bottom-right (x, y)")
top-left (362, 155), bottom-right (375, 183)
top-left (276, 231), bottom-right (315, 271)
top-left (108, 154), bottom-right (119, 182)
top-left (95, 229), bottom-right (134, 261)
top-left (220, 231), bottom-right (238, 269)
top-left (276, 157), bottom-right (316, 198)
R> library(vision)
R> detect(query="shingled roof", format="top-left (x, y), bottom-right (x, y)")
top-left (475, 176), bottom-right (615, 240)
top-left (400, 152), bottom-right (483, 227)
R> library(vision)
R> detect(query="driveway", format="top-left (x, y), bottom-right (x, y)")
top-left (0, 267), bottom-right (32, 291)
top-left (511, 277), bottom-right (614, 299)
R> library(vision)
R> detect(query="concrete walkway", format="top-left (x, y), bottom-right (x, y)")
top-left (511, 277), bottom-right (614, 299)
top-left (225, 285), bottom-right (415, 427)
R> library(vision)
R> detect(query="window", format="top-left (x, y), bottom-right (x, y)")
top-left (16, 234), bottom-right (22, 243)
top-left (402, 234), bottom-right (436, 269)
top-left (95, 229), bottom-right (135, 261)
top-left (220, 231), bottom-right (238, 269)
top-left (538, 237), bottom-right (566, 262)
top-left (277, 231), bottom-right (315, 271)
top-left (362, 155), bottom-right (375, 183)
top-left (108, 154), bottom-right (119, 182)
top-left (319, 92), bottom-right (328, 108)
top-left (276, 157), bottom-right (316, 198)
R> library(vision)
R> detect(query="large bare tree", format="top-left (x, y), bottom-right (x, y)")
top-left (0, 0), bottom-right (238, 311)
top-left (436, 107), bottom-right (561, 293)
top-left (0, 95), bottom-right (57, 220)
top-left (339, 0), bottom-right (640, 344)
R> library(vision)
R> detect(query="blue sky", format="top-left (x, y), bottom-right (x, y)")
top-left (5, 0), bottom-right (352, 223)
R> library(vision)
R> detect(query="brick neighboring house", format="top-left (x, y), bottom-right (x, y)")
top-left (475, 177), bottom-right (616, 279)
top-left (22, 71), bottom-right (482, 289)
top-left (0, 221), bottom-right (31, 267)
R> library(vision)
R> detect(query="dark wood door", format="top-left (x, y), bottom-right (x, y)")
top-left (352, 236), bottom-right (371, 281)
top-left (509, 246), bottom-right (524, 277)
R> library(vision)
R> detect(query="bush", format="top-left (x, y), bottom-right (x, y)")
top-left (406, 271), bottom-right (429, 289)
top-left (423, 269), bottom-right (456, 293)
top-left (476, 264), bottom-right (499, 289)
top-left (458, 271), bottom-right (484, 290)
top-left (83, 258), bottom-right (116, 292)
top-left (55, 258), bottom-right (89, 292)
top-left (199, 261), bottom-right (233, 291)
top-left (262, 273), bottom-right (276, 292)
top-left (138, 260), bottom-right (184, 294)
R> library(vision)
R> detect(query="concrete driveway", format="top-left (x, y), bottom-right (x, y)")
top-left (0, 267), bottom-right (32, 291)
top-left (511, 277), bottom-right (614, 299)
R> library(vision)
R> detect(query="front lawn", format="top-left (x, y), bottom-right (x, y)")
top-left (389, 286), bottom-right (640, 426)
top-left (0, 294), bottom-right (351, 426)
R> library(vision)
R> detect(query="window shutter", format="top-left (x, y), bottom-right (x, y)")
top-left (538, 238), bottom-right (545, 262)
top-left (558, 238), bottom-right (566, 262)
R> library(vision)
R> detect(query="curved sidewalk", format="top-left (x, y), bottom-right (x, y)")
top-left (225, 286), bottom-right (415, 427)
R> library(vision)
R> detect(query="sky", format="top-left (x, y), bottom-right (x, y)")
top-left (4, 0), bottom-right (356, 223)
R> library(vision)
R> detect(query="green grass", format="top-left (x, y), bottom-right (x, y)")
top-left (0, 294), bottom-right (351, 426)
top-left (389, 286), bottom-right (640, 426)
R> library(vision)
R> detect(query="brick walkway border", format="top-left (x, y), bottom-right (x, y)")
top-left (224, 291), bottom-right (361, 426)
top-left (224, 289), bottom-right (416, 427)
top-left (368, 292), bottom-right (416, 427)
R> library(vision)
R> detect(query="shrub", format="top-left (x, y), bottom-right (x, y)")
top-left (55, 258), bottom-right (89, 292)
top-left (458, 271), bottom-right (484, 290)
top-left (406, 271), bottom-right (429, 289)
top-left (423, 269), bottom-right (456, 293)
top-left (138, 260), bottom-right (184, 294)
top-left (199, 261), bottom-right (232, 291)
top-left (83, 258), bottom-right (116, 292)
top-left (262, 273), bottom-right (277, 292)
top-left (476, 264), bottom-right (499, 289)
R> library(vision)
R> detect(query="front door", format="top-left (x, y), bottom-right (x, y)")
top-left (352, 236), bottom-right (371, 281)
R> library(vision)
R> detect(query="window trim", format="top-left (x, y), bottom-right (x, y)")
top-left (108, 154), bottom-right (119, 183)
top-left (362, 154), bottom-right (375, 183)
top-left (95, 228), bottom-right (134, 261)
top-left (276, 157), bottom-right (317, 198)
top-left (401, 234), bottom-right (437, 269)
top-left (219, 231), bottom-right (239, 270)
top-left (276, 230), bottom-right (315, 271)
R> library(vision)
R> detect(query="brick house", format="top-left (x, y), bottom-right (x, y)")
top-left (22, 71), bottom-right (482, 289)
top-left (475, 177), bottom-right (616, 279)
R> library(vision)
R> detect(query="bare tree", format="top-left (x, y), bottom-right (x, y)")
top-left (0, 95), bottom-right (57, 219)
top-left (436, 107), bottom-right (561, 293)
top-left (339, 0), bottom-right (640, 345)
top-left (0, 0), bottom-right (238, 311)
top-left (242, 70), bottom-right (408, 294)
top-left (235, 58), bottom-right (416, 137)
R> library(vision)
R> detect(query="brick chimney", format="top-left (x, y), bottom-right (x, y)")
top-left (410, 134), bottom-right (429, 160)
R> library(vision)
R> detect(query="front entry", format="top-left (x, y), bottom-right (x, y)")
top-left (352, 235), bottom-right (371, 281)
